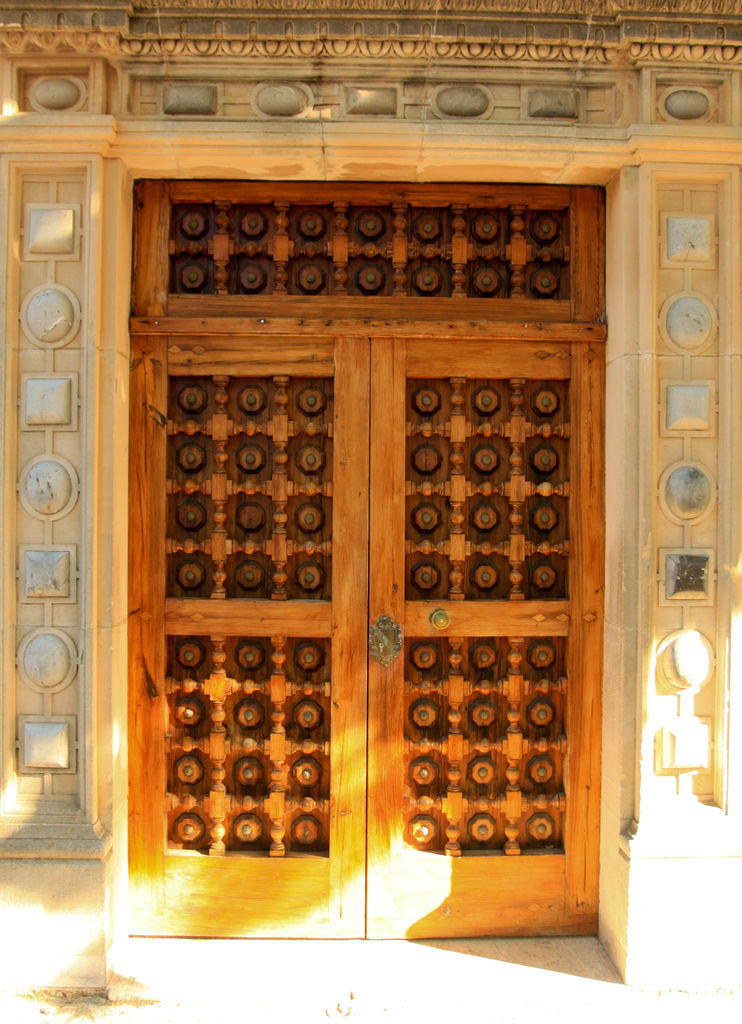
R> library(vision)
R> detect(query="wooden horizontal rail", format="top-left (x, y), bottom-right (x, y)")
top-left (404, 600), bottom-right (570, 637)
top-left (130, 315), bottom-right (606, 343)
top-left (169, 181), bottom-right (574, 208)
top-left (165, 598), bottom-right (333, 637)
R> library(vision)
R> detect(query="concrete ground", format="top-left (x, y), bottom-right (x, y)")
top-left (1, 938), bottom-right (740, 1024)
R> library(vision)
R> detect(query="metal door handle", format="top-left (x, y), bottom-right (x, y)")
top-left (369, 615), bottom-right (402, 667)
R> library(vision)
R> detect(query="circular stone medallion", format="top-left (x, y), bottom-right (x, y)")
top-left (434, 85), bottom-right (490, 118)
top-left (255, 83), bottom-right (310, 117)
top-left (660, 292), bottom-right (716, 352)
top-left (29, 76), bottom-right (86, 112)
top-left (19, 455), bottom-right (79, 520)
top-left (17, 628), bottom-right (78, 693)
top-left (21, 284), bottom-right (81, 348)
top-left (660, 462), bottom-right (714, 524)
top-left (663, 89), bottom-right (710, 121)
top-left (656, 629), bottom-right (714, 695)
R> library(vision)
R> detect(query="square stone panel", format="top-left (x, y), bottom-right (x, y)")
top-left (19, 545), bottom-right (76, 603)
top-left (18, 716), bottom-right (76, 773)
top-left (164, 84), bottom-right (217, 115)
top-left (23, 204), bottom-right (79, 260)
top-left (344, 86), bottom-right (398, 116)
top-left (527, 89), bottom-right (579, 119)
top-left (661, 214), bottom-right (715, 268)
top-left (662, 382), bottom-right (714, 434)
top-left (661, 550), bottom-right (713, 604)
top-left (22, 376), bottom-right (74, 428)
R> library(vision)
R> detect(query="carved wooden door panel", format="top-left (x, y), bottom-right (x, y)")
top-left (128, 334), bottom-right (370, 936)
top-left (366, 337), bottom-right (603, 937)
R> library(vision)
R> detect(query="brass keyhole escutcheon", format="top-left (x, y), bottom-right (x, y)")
top-left (429, 608), bottom-right (451, 631)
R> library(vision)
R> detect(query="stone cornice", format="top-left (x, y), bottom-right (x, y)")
top-left (128, 0), bottom-right (742, 14)
top-left (3, 1), bottom-right (742, 64)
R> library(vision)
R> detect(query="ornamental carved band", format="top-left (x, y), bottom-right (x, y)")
top-left (170, 198), bottom-right (569, 301)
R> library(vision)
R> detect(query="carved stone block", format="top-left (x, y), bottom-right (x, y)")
top-left (20, 284), bottom-right (81, 347)
top-left (25, 206), bottom-right (76, 256)
top-left (22, 376), bottom-right (74, 427)
top-left (664, 383), bottom-right (712, 432)
top-left (19, 455), bottom-right (79, 520)
top-left (663, 552), bottom-right (711, 602)
top-left (527, 89), bottom-right (579, 119)
top-left (18, 716), bottom-right (76, 773)
top-left (16, 628), bottom-right (78, 694)
top-left (164, 84), bottom-right (217, 116)
top-left (662, 215), bottom-right (714, 267)
top-left (21, 548), bottom-right (74, 601)
top-left (659, 293), bottom-right (716, 352)
top-left (433, 85), bottom-right (491, 118)
top-left (344, 86), bottom-right (398, 116)
top-left (255, 83), bottom-right (312, 117)
top-left (27, 75), bottom-right (87, 113)
top-left (662, 88), bottom-right (710, 121)
top-left (660, 463), bottom-right (714, 523)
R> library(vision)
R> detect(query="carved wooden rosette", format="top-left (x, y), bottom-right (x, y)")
top-left (210, 376), bottom-right (230, 597)
top-left (164, 635), bottom-right (331, 855)
top-left (447, 378), bottom-right (466, 599)
top-left (403, 634), bottom-right (567, 855)
top-left (270, 376), bottom-right (289, 600)
top-left (166, 375), bottom-right (332, 600)
top-left (443, 638), bottom-right (464, 856)
top-left (268, 635), bottom-right (288, 855)
top-left (502, 637), bottom-right (525, 854)
top-left (403, 372), bottom-right (570, 854)
top-left (168, 190), bottom-right (569, 300)
top-left (204, 636), bottom-right (229, 854)
top-left (506, 378), bottom-right (526, 600)
top-left (405, 376), bottom-right (569, 603)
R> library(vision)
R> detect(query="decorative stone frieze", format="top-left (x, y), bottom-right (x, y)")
top-left (1, 164), bottom-right (92, 818)
top-left (650, 176), bottom-right (730, 799)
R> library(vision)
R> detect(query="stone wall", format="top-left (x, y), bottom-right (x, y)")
top-left (0, 0), bottom-right (740, 991)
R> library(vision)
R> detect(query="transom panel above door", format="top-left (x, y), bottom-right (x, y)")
top-left (129, 182), bottom-right (604, 939)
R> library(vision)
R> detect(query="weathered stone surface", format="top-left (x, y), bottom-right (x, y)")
top-left (21, 719), bottom-right (71, 769)
top-left (663, 88), bottom-right (710, 120)
top-left (23, 549), bottom-right (71, 599)
top-left (22, 286), bottom-right (79, 345)
top-left (255, 83), bottom-right (310, 116)
top-left (345, 86), bottom-right (398, 115)
top-left (665, 465), bottom-right (712, 520)
top-left (435, 85), bottom-right (489, 118)
top-left (665, 216), bottom-right (712, 263)
top-left (527, 89), bottom-right (579, 119)
top-left (29, 77), bottom-right (82, 111)
top-left (21, 459), bottom-right (75, 517)
top-left (663, 295), bottom-right (714, 349)
top-left (24, 377), bottom-right (73, 426)
top-left (27, 207), bottom-right (75, 254)
top-left (19, 631), bottom-right (75, 690)
top-left (665, 384), bottom-right (712, 431)
top-left (665, 553), bottom-right (709, 600)
top-left (163, 84), bottom-right (217, 115)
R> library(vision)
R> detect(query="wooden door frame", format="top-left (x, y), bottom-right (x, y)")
top-left (129, 181), bottom-right (605, 937)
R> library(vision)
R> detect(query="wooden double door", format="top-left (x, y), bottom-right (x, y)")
top-left (129, 328), bottom-right (603, 938)
top-left (128, 183), bottom-right (604, 939)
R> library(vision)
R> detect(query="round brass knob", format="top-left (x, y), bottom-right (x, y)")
top-left (429, 608), bottom-right (450, 631)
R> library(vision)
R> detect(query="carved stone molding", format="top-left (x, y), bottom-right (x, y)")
top-left (3, 2), bottom-right (742, 64)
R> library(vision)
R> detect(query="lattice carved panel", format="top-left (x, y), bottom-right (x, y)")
top-left (169, 201), bottom-right (570, 301)
top-left (165, 634), bottom-right (331, 856)
top-left (405, 377), bottom-right (569, 601)
top-left (403, 635), bottom-right (566, 856)
top-left (167, 375), bottom-right (333, 600)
